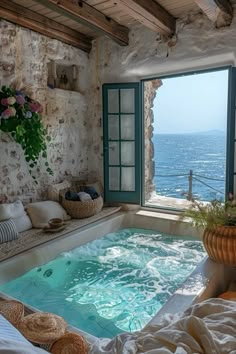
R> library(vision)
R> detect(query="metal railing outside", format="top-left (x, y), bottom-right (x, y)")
top-left (154, 170), bottom-right (224, 201)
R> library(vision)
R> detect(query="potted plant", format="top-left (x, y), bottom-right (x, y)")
top-left (182, 195), bottom-right (236, 265)
top-left (0, 85), bottom-right (53, 181)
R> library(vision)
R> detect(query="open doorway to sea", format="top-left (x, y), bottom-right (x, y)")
top-left (143, 69), bottom-right (228, 210)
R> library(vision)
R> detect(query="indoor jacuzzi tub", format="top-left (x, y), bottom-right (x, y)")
top-left (0, 210), bottom-right (232, 343)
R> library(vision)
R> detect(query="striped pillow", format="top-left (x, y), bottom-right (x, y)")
top-left (0, 220), bottom-right (18, 244)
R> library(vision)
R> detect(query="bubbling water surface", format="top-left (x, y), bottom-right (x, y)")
top-left (0, 228), bottom-right (205, 338)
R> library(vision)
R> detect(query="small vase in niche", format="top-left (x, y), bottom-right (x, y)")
top-left (58, 74), bottom-right (71, 90)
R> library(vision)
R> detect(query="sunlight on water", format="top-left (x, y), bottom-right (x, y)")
top-left (0, 228), bottom-right (205, 338)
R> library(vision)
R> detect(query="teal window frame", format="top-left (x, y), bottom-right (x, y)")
top-left (141, 66), bottom-right (233, 209)
top-left (103, 83), bottom-right (141, 204)
top-left (226, 66), bottom-right (236, 196)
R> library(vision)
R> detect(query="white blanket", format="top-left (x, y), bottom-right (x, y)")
top-left (90, 298), bottom-right (236, 354)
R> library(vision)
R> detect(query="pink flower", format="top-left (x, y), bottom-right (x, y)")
top-left (29, 101), bottom-right (43, 113)
top-left (1, 107), bottom-right (16, 119)
top-left (1, 98), bottom-right (8, 106)
top-left (1, 108), bottom-right (12, 119)
top-left (16, 95), bottom-right (25, 105)
top-left (7, 96), bottom-right (16, 105)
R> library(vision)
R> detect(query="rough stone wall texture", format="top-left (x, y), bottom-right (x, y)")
top-left (2, 10), bottom-right (236, 202)
top-left (0, 20), bottom-right (89, 203)
top-left (87, 10), bottom-right (236, 188)
top-left (144, 80), bottom-right (162, 200)
top-left (85, 44), bottom-right (104, 183)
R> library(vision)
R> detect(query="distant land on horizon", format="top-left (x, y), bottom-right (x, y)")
top-left (155, 129), bottom-right (226, 136)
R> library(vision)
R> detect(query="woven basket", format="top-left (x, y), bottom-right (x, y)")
top-left (203, 226), bottom-right (236, 266)
top-left (0, 300), bottom-right (24, 326)
top-left (50, 332), bottom-right (89, 354)
top-left (62, 195), bottom-right (103, 219)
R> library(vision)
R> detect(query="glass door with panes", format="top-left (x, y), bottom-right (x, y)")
top-left (103, 83), bottom-right (141, 203)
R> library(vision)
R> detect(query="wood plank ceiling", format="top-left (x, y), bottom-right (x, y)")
top-left (0, 0), bottom-right (234, 52)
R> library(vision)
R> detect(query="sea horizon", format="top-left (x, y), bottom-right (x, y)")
top-left (154, 129), bottom-right (226, 136)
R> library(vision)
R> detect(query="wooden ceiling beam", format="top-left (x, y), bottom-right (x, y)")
top-left (115, 0), bottom-right (175, 35)
top-left (0, 0), bottom-right (92, 52)
top-left (33, 0), bottom-right (129, 46)
top-left (194, 0), bottom-right (233, 27)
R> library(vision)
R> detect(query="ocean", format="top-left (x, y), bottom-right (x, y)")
top-left (153, 133), bottom-right (226, 201)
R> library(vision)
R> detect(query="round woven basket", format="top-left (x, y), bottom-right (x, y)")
top-left (203, 225), bottom-right (236, 266)
top-left (50, 332), bottom-right (89, 354)
top-left (18, 312), bottom-right (67, 344)
top-left (62, 195), bottom-right (103, 219)
top-left (0, 300), bottom-right (24, 326)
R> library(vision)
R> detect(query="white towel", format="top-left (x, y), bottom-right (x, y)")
top-left (77, 192), bottom-right (92, 201)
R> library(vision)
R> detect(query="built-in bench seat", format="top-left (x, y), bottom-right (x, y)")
top-left (0, 207), bottom-right (120, 262)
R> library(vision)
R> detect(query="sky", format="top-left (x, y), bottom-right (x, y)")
top-left (152, 69), bottom-right (229, 134)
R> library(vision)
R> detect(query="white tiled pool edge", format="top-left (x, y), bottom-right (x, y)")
top-left (0, 210), bottom-right (232, 344)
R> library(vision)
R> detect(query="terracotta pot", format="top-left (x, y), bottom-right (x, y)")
top-left (203, 225), bottom-right (236, 266)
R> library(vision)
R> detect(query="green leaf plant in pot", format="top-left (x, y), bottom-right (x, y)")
top-left (0, 85), bottom-right (53, 182)
top-left (182, 194), bottom-right (236, 266)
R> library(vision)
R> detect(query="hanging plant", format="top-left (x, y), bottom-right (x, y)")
top-left (0, 85), bottom-right (53, 182)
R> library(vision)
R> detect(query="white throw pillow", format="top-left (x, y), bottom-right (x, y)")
top-left (26, 201), bottom-right (70, 228)
top-left (0, 201), bottom-right (25, 222)
top-left (12, 212), bottom-right (32, 233)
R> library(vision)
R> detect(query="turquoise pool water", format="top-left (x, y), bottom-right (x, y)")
top-left (0, 228), bottom-right (205, 338)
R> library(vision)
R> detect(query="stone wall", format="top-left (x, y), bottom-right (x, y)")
top-left (87, 10), bottom-right (236, 194)
top-left (0, 20), bottom-right (90, 202)
top-left (2, 9), bottom-right (236, 202)
top-left (143, 79), bottom-right (162, 200)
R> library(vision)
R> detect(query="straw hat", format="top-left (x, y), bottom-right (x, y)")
top-left (0, 300), bottom-right (24, 326)
top-left (50, 332), bottom-right (89, 354)
top-left (18, 312), bottom-right (67, 344)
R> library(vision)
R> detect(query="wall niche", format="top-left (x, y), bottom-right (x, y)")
top-left (47, 61), bottom-right (81, 93)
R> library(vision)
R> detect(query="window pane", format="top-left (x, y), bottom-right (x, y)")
top-left (109, 115), bottom-right (119, 140)
top-left (108, 89), bottom-right (119, 113)
top-left (121, 115), bottom-right (135, 140)
top-left (109, 142), bottom-right (119, 165)
top-left (121, 142), bottom-right (135, 165)
top-left (120, 89), bottom-right (134, 113)
top-left (109, 167), bottom-right (120, 190)
top-left (121, 167), bottom-right (135, 191)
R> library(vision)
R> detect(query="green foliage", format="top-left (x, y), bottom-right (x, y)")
top-left (182, 198), bottom-right (236, 229)
top-left (0, 85), bottom-right (53, 179)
